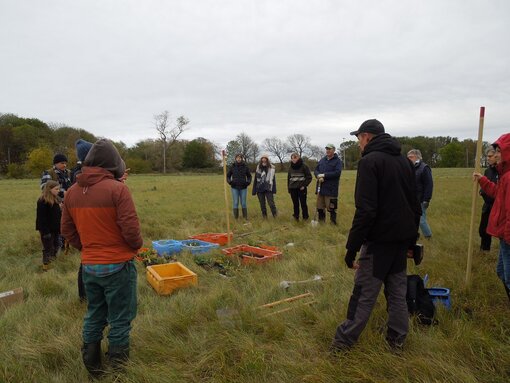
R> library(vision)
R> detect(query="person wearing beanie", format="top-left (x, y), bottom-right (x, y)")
top-left (40, 153), bottom-right (72, 199)
top-left (61, 138), bottom-right (142, 377)
top-left (71, 139), bottom-right (94, 184)
top-left (226, 153), bottom-right (252, 219)
top-left (314, 143), bottom-right (342, 225)
top-left (252, 154), bottom-right (277, 218)
top-left (70, 139), bottom-right (94, 303)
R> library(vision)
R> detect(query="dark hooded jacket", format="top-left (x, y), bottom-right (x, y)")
top-left (61, 139), bottom-right (142, 264)
top-left (227, 160), bottom-right (252, 189)
top-left (346, 133), bottom-right (421, 253)
top-left (479, 133), bottom-right (510, 243)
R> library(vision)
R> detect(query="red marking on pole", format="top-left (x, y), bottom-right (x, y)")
top-left (480, 107), bottom-right (485, 118)
top-left (222, 150), bottom-right (226, 157)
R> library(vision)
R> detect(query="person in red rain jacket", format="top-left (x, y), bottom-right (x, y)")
top-left (474, 133), bottom-right (510, 303)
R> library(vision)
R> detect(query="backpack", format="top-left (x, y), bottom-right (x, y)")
top-left (406, 274), bottom-right (436, 325)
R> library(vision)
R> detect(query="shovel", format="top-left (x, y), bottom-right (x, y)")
top-left (311, 178), bottom-right (324, 227)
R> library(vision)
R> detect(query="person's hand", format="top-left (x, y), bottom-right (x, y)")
top-left (318, 173), bottom-right (325, 179)
top-left (344, 250), bottom-right (357, 269)
top-left (473, 172), bottom-right (483, 182)
top-left (42, 233), bottom-right (52, 240)
top-left (300, 186), bottom-right (305, 191)
top-left (422, 201), bottom-right (429, 209)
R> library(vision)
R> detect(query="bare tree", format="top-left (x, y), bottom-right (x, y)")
top-left (236, 132), bottom-right (259, 163)
top-left (154, 111), bottom-right (189, 173)
top-left (308, 144), bottom-right (323, 161)
top-left (287, 133), bottom-right (312, 158)
top-left (263, 137), bottom-right (289, 169)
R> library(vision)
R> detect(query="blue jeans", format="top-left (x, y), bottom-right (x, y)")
top-left (420, 202), bottom-right (432, 238)
top-left (497, 240), bottom-right (510, 289)
top-left (231, 188), bottom-right (247, 209)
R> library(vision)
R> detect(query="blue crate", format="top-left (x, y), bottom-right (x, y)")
top-left (152, 240), bottom-right (182, 257)
top-left (180, 239), bottom-right (219, 254)
top-left (427, 287), bottom-right (451, 309)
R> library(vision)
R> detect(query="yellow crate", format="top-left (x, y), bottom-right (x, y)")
top-left (146, 262), bottom-right (198, 295)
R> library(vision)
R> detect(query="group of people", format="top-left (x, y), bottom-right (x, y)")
top-left (226, 144), bottom-right (343, 224)
top-left (33, 121), bottom-right (509, 378)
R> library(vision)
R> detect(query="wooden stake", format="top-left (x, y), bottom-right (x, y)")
top-left (222, 150), bottom-right (231, 246)
top-left (465, 106), bottom-right (485, 287)
top-left (258, 292), bottom-right (313, 309)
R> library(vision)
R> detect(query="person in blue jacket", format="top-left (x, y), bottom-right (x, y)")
top-left (314, 143), bottom-right (343, 224)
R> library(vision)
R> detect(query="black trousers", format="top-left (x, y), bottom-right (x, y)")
top-left (289, 188), bottom-right (309, 220)
top-left (479, 210), bottom-right (492, 251)
top-left (40, 232), bottom-right (59, 265)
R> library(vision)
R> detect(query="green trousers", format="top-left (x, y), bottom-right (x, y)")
top-left (82, 261), bottom-right (137, 346)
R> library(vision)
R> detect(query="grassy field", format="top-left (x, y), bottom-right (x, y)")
top-left (0, 169), bottom-right (509, 383)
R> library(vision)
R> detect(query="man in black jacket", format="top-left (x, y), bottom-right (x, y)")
top-left (331, 119), bottom-right (421, 352)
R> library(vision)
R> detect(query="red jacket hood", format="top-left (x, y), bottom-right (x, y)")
top-left (494, 133), bottom-right (510, 175)
top-left (77, 166), bottom-right (115, 187)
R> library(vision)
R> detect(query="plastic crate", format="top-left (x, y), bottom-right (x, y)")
top-left (146, 262), bottom-right (198, 295)
top-left (152, 240), bottom-right (182, 256)
top-left (222, 244), bottom-right (282, 265)
top-left (189, 232), bottom-right (233, 246)
top-left (427, 287), bottom-right (451, 309)
top-left (180, 239), bottom-right (220, 254)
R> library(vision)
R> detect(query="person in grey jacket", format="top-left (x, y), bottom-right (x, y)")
top-left (252, 154), bottom-right (277, 218)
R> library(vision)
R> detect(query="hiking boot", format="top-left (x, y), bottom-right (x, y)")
top-left (82, 342), bottom-right (103, 379)
top-left (107, 344), bottom-right (129, 371)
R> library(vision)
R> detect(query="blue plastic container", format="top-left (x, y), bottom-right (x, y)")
top-left (152, 240), bottom-right (182, 257)
top-left (180, 239), bottom-right (219, 254)
top-left (427, 287), bottom-right (451, 310)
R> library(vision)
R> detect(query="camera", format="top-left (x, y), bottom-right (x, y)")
top-left (407, 243), bottom-right (424, 266)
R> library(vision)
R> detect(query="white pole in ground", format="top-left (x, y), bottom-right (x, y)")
top-left (466, 106), bottom-right (485, 287)
top-left (222, 150), bottom-right (231, 246)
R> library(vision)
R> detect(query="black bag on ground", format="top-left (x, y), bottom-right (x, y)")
top-left (406, 274), bottom-right (436, 325)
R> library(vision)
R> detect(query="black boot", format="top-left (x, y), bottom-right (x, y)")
top-left (233, 208), bottom-right (239, 219)
top-left (318, 209), bottom-right (326, 222)
top-left (330, 211), bottom-right (337, 225)
top-left (242, 208), bottom-right (248, 219)
top-left (108, 344), bottom-right (129, 371)
top-left (503, 282), bottom-right (510, 303)
top-left (82, 342), bottom-right (103, 378)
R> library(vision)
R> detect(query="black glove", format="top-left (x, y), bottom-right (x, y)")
top-left (422, 201), bottom-right (429, 209)
top-left (42, 233), bottom-right (52, 240)
top-left (344, 250), bottom-right (357, 268)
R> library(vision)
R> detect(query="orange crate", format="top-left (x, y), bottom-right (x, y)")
top-left (146, 262), bottom-right (198, 295)
top-left (222, 244), bottom-right (282, 265)
top-left (189, 232), bottom-right (233, 246)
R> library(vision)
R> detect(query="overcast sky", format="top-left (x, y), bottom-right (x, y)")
top-left (1, 0), bottom-right (509, 149)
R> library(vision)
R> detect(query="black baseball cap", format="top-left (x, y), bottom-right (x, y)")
top-left (350, 119), bottom-right (385, 136)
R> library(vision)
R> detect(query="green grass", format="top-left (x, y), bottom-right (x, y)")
top-left (0, 169), bottom-right (509, 382)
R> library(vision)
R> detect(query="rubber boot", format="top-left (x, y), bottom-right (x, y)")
top-left (82, 342), bottom-right (103, 379)
top-left (242, 208), bottom-right (248, 219)
top-left (330, 211), bottom-right (337, 225)
top-left (504, 282), bottom-right (510, 303)
top-left (233, 208), bottom-right (239, 219)
top-left (108, 344), bottom-right (129, 371)
top-left (318, 209), bottom-right (326, 223)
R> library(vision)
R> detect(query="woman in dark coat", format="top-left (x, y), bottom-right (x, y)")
top-left (226, 154), bottom-right (252, 219)
top-left (252, 154), bottom-right (277, 218)
top-left (287, 153), bottom-right (312, 221)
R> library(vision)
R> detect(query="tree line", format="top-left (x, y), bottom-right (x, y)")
top-left (0, 112), bottom-right (493, 178)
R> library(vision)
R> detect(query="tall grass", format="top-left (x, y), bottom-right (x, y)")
top-left (0, 169), bottom-right (509, 382)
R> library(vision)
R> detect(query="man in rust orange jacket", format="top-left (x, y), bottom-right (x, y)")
top-left (62, 139), bottom-right (142, 377)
